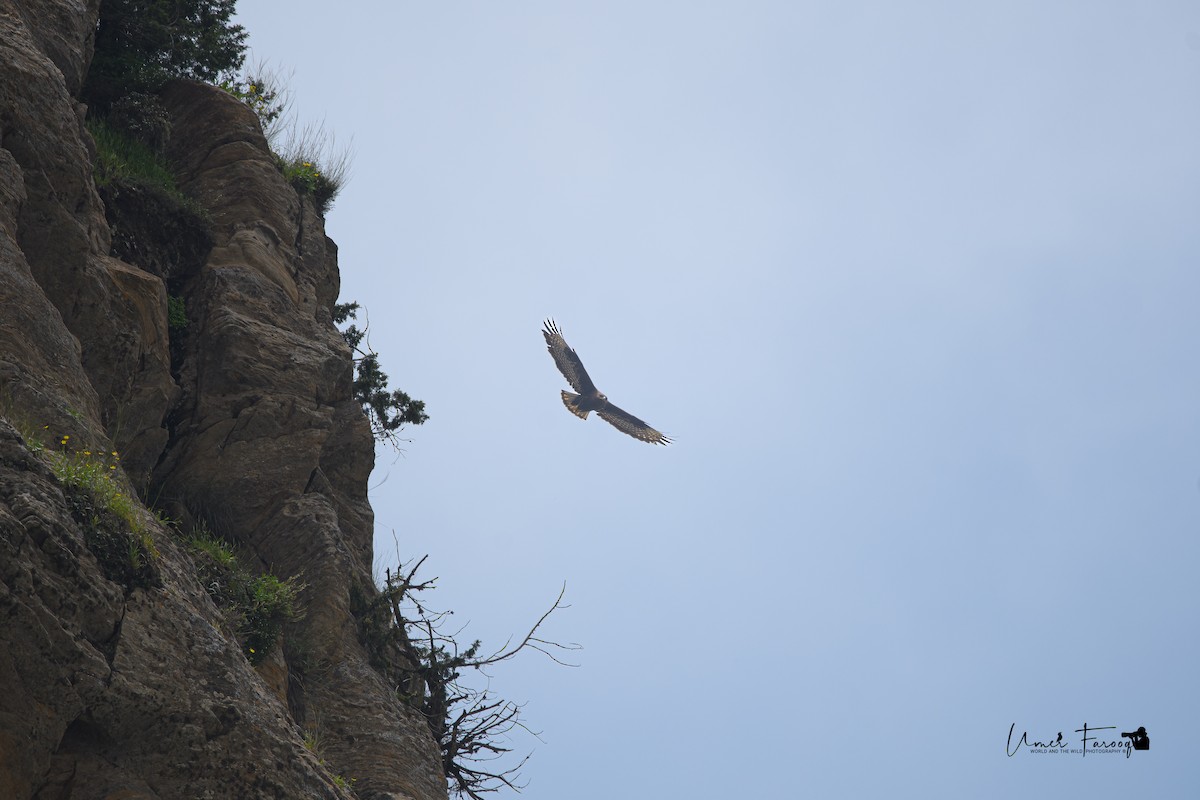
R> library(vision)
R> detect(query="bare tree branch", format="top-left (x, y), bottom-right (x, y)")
top-left (361, 556), bottom-right (576, 799)
top-left (471, 584), bottom-right (582, 669)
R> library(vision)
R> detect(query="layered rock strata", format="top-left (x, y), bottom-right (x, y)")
top-left (0, 3), bottom-right (444, 797)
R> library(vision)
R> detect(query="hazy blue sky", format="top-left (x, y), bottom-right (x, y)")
top-left (236, 3), bottom-right (1200, 796)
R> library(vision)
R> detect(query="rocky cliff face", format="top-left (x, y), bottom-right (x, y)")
top-left (0, 3), bottom-right (445, 798)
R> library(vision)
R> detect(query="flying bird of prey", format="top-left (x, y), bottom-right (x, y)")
top-left (542, 319), bottom-right (672, 445)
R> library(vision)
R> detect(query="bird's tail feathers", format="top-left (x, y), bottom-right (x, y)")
top-left (561, 391), bottom-right (589, 420)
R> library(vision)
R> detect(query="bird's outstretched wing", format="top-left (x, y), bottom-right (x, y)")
top-left (597, 404), bottom-right (672, 445)
top-left (542, 319), bottom-right (597, 394)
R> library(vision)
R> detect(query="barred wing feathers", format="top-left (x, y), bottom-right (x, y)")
top-left (542, 319), bottom-right (597, 394)
top-left (542, 318), bottom-right (672, 446)
top-left (561, 391), bottom-right (590, 420)
top-left (597, 405), bottom-right (672, 446)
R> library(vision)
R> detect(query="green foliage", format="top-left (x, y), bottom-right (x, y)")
top-left (280, 157), bottom-right (342, 213)
top-left (188, 528), bottom-right (301, 665)
top-left (167, 295), bottom-right (188, 331)
top-left (243, 573), bottom-right (301, 660)
top-left (45, 436), bottom-right (160, 589)
top-left (6, 416), bottom-right (46, 453)
top-left (189, 530), bottom-right (238, 569)
top-left (50, 443), bottom-right (139, 533)
top-left (218, 75), bottom-right (285, 130)
top-left (83, 0), bottom-right (352, 219)
top-left (302, 728), bottom-right (323, 755)
top-left (85, 0), bottom-right (247, 115)
top-left (3, 408), bottom-right (150, 576)
top-left (88, 118), bottom-right (210, 265)
top-left (88, 118), bottom-right (180, 193)
top-left (354, 354), bottom-right (429, 435)
top-left (219, 67), bottom-right (350, 215)
top-left (276, 133), bottom-right (349, 214)
top-left (67, 489), bottom-right (160, 590)
top-left (334, 303), bottom-right (366, 349)
top-left (334, 302), bottom-right (428, 443)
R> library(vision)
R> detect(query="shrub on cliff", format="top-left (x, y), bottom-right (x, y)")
top-left (334, 302), bottom-right (428, 443)
top-left (85, 0), bottom-right (247, 115)
top-left (188, 528), bottom-right (301, 665)
top-left (220, 69), bottom-right (352, 214)
top-left (279, 150), bottom-right (347, 215)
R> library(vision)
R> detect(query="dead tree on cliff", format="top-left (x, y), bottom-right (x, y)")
top-left (368, 556), bottom-right (579, 799)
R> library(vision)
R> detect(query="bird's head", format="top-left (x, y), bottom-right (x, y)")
top-left (597, 392), bottom-right (607, 402)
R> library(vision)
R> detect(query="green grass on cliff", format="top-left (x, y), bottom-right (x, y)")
top-left (42, 434), bottom-right (161, 588)
top-left (219, 71), bottom-right (350, 214)
top-left (87, 117), bottom-right (210, 240)
top-left (279, 155), bottom-right (344, 214)
top-left (272, 119), bottom-right (351, 214)
top-left (187, 527), bottom-right (302, 665)
top-left (87, 118), bottom-right (180, 192)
